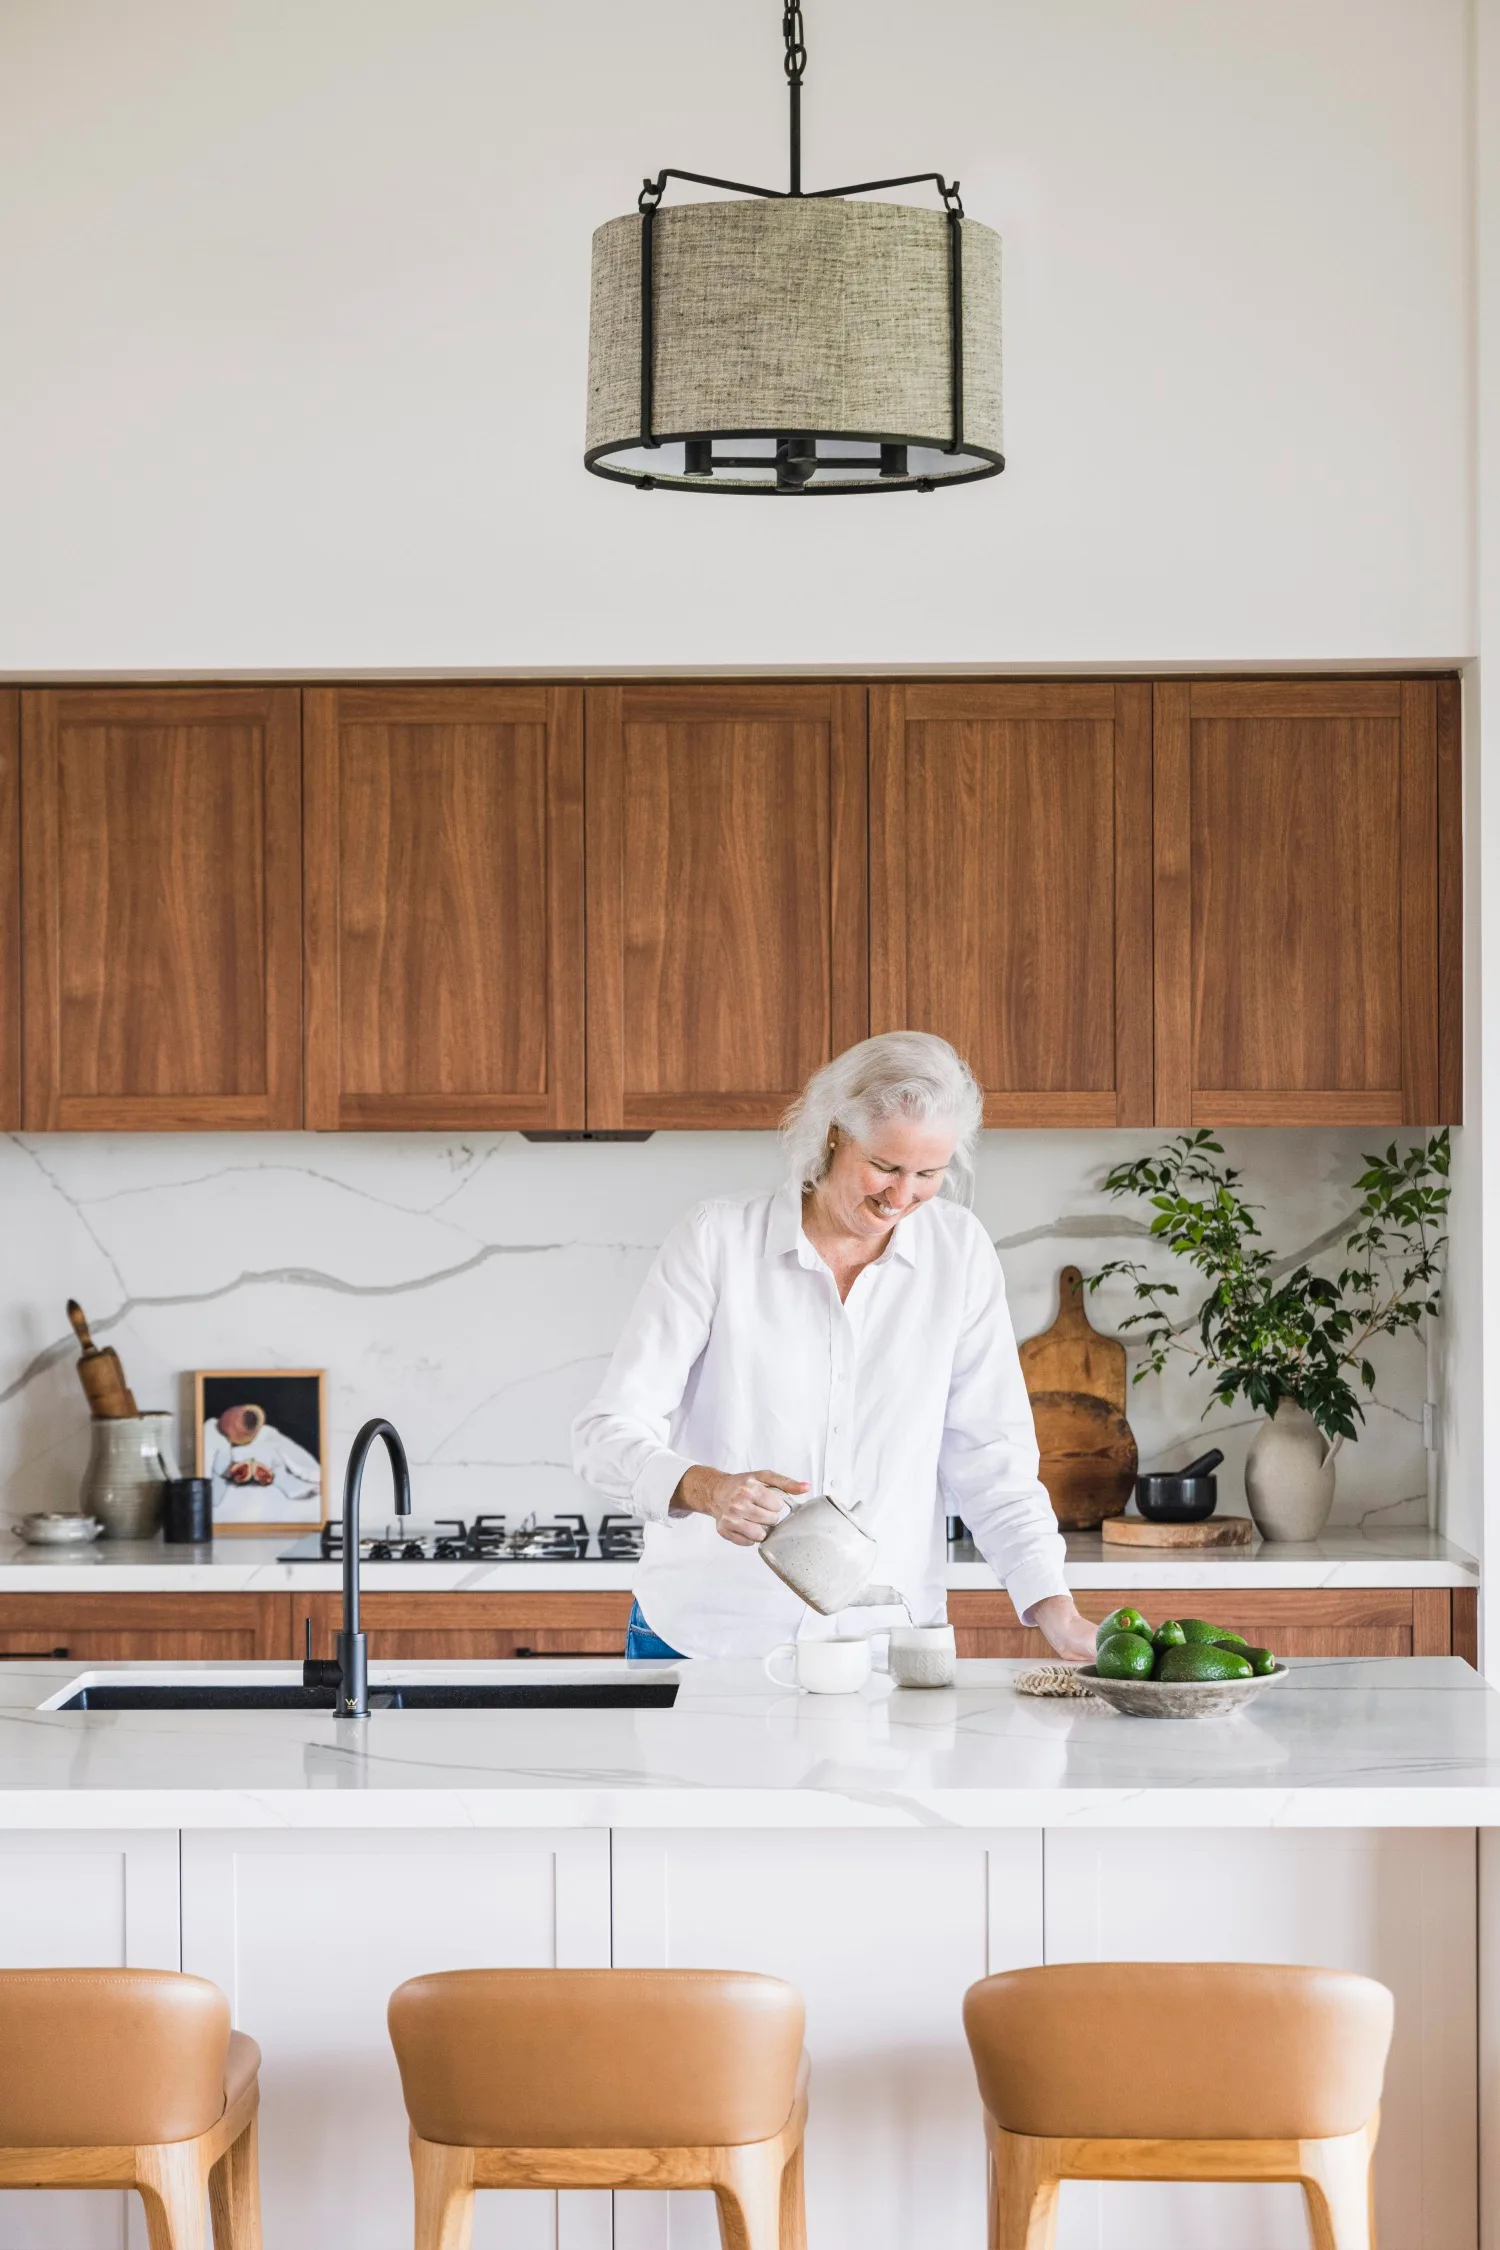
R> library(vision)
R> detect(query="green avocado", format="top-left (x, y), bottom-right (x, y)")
top-left (1096, 1607), bottom-right (1151, 1648)
top-left (1179, 1618), bottom-right (1246, 1648)
top-left (1240, 1646), bottom-right (1278, 1676)
top-left (1152, 1619), bottom-right (1188, 1651)
top-left (1095, 1631), bottom-right (1156, 1681)
top-left (1156, 1643), bottom-right (1255, 1684)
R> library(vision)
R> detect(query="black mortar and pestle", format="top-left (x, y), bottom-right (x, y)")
top-left (1134, 1448), bottom-right (1225, 1523)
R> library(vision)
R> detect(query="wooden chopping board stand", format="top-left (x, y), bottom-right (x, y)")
top-left (1019, 1266), bottom-right (1137, 1529)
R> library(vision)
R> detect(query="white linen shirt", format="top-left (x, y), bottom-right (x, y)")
top-left (571, 1183), bottom-right (1069, 1660)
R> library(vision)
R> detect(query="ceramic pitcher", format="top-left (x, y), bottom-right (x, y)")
top-left (758, 1493), bottom-right (894, 1615)
top-left (1244, 1401), bottom-right (1340, 1542)
top-left (80, 1415), bottom-right (173, 1540)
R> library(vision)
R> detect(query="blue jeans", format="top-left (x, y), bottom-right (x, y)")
top-left (625, 1601), bottom-right (684, 1660)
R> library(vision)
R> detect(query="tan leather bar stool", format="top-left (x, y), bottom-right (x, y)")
top-left (389, 1968), bottom-right (809, 2250)
top-left (0, 1968), bottom-right (261, 2250)
top-left (963, 1962), bottom-right (1393, 2250)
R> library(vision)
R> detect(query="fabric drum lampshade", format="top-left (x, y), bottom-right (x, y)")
top-left (586, 196), bottom-right (1003, 493)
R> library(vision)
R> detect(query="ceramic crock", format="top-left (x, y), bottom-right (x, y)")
top-left (79, 1415), bottom-right (173, 1540)
top-left (1243, 1401), bottom-right (1340, 1542)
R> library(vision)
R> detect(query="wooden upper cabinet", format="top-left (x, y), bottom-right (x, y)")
top-left (869, 683), bottom-right (1153, 1126)
top-left (585, 684), bottom-right (868, 1128)
top-left (0, 695), bottom-right (17, 1130)
top-left (303, 685), bottom-right (584, 1130)
top-left (21, 688), bottom-right (302, 1130)
top-left (1154, 678), bottom-right (1461, 1126)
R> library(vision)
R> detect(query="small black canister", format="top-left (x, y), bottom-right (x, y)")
top-left (162, 1477), bottom-right (213, 1544)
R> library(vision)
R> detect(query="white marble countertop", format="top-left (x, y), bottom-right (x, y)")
top-left (0, 1653), bottom-right (1497, 1830)
top-left (0, 1525), bottom-right (1475, 1593)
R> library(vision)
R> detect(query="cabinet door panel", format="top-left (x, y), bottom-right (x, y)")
top-left (1044, 1829), bottom-right (1476, 2250)
top-left (870, 683), bottom-right (1152, 1125)
top-left (585, 684), bottom-right (867, 1127)
top-left (612, 1830), bottom-right (1041, 2250)
top-left (0, 1594), bottom-right (291, 1661)
top-left (0, 1832), bottom-right (180, 2250)
top-left (297, 1592), bottom-right (632, 1660)
top-left (21, 687), bottom-right (301, 1129)
top-left (949, 1587), bottom-right (1435, 1659)
top-left (304, 685), bottom-right (584, 1129)
top-left (183, 1830), bottom-right (611, 2250)
top-left (1154, 676), bottom-right (1456, 1125)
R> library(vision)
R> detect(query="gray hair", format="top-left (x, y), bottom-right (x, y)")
top-left (781, 1032), bottom-right (985, 1205)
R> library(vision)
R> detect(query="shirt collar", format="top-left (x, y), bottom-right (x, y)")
top-left (765, 1180), bottom-right (922, 1268)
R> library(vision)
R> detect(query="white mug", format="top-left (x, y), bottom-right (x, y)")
top-left (887, 1624), bottom-right (957, 1689)
top-left (764, 1638), bottom-right (872, 1694)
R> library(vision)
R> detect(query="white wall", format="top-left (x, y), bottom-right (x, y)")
top-left (0, 0), bottom-right (1473, 673)
top-left (0, 1128), bottom-right (1434, 1540)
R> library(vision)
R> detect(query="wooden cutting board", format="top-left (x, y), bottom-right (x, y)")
top-left (1020, 1266), bottom-right (1137, 1528)
top-left (1102, 1515), bottom-right (1254, 1548)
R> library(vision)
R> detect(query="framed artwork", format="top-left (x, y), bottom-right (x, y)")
top-left (193, 1369), bottom-right (329, 1535)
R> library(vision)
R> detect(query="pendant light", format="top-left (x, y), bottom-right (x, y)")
top-left (585, 4), bottom-right (1003, 495)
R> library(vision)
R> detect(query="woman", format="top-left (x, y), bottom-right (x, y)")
top-left (572, 1033), bottom-right (1097, 1665)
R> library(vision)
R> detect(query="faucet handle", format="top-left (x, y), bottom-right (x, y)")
top-left (300, 1616), bottom-right (342, 1698)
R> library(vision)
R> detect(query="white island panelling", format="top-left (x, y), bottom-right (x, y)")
top-left (1043, 1827), bottom-right (1477, 2250)
top-left (611, 1830), bottom-right (1042, 2250)
top-left (0, 1830), bottom-right (178, 2250)
top-left (181, 1828), bottom-right (611, 2250)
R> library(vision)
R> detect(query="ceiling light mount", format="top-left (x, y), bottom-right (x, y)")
top-left (585, 4), bottom-right (1004, 495)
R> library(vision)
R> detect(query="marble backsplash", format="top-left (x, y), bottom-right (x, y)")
top-left (0, 1127), bottom-right (1438, 1538)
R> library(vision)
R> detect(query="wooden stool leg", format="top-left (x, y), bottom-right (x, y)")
top-left (410, 2134), bottom-right (476, 2250)
top-left (778, 2133), bottom-right (807, 2250)
top-left (1298, 2127), bottom-right (1377, 2250)
top-left (988, 2128), bottom-right (1061, 2250)
top-left (136, 2142), bottom-right (210, 2250)
top-left (209, 2114), bottom-right (263, 2250)
top-left (713, 2139), bottom-right (785, 2250)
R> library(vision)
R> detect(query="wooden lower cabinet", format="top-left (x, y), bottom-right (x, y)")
top-left (950, 1586), bottom-right (1478, 1665)
top-left (293, 1591), bottom-right (634, 1660)
top-left (0, 1585), bottom-right (1475, 1665)
top-left (0, 1592), bottom-right (290, 1660)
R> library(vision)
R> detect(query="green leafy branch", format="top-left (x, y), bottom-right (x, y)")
top-left (1086, 1129), bottom-right (1449, 1445)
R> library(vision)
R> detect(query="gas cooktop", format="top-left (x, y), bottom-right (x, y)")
top-left (277, 1513), bottom-right (644, 1564)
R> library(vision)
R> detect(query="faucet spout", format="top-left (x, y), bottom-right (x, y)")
top-left (304, 1418), bottom-right (411, 1718)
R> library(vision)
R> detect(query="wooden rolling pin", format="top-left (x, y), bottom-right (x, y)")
top-left (66, 1300), bottom-right (138, 1420)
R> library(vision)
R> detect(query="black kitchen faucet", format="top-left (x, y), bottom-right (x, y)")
top-left (302, 1418), bottom-right (411, 1717)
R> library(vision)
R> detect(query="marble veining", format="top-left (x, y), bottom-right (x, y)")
top-left (0, 1655), bottom-right (1493, 1829)
top-left (0, 1127), bottom-right (1440, 1542)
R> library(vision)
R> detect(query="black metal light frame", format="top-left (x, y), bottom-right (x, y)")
top-left (585, 3), bottom-right (1004, 495)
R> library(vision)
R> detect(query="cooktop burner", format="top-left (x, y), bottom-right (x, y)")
top-left (276, 1513), bottom-right (644, 1564)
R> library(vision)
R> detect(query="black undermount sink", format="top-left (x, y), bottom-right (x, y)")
top-left (55, 1681), bottom-right (679, 1713)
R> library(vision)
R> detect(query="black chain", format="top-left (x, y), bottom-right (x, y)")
top-left (783, 2), bottom-right (807, 85)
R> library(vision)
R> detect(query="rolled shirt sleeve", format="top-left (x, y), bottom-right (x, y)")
top-left (938, 1223), bottom-right (1070, 1625)
top-left (571, 1206), bottom-right (719, 1524)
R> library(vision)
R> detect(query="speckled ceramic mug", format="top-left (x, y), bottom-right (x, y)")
top-left (887, 1624), bottom-right (957, 1689)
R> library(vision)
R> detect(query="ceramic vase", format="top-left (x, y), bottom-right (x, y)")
top-left (1244, 1400), bottom-right (1340, 1542)
top-left (80, 1416), bottom-right (172, 1540)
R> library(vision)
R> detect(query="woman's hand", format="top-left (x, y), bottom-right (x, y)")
top-left (1030, 1595), bottom-right (1098, 1665)
top-left (674, 1465), bottom-right (810, 1547)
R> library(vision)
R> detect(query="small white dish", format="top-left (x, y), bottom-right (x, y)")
top-left (12, 1514), bottom-right (106, 1546)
